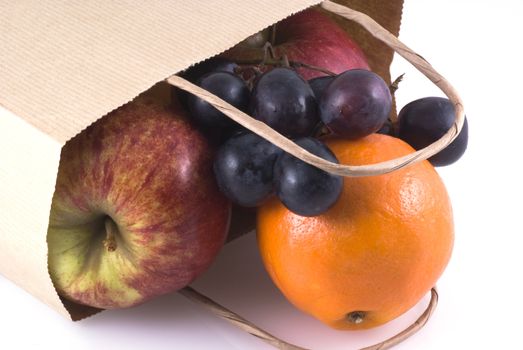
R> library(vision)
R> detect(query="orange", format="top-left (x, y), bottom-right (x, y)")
top-left (257, 134), bottom-right (454, 330)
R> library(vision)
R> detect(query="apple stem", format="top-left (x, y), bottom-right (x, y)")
top-left (103, 217), bottom-right (118, 252)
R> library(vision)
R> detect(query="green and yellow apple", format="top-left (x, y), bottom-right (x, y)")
top-left (47, 97), bottom-right (231, 309)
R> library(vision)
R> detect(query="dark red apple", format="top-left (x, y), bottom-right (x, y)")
top-left (47, 97), bottom-right (231, 309)
top-left (223, 8), bottom-right (369, 79)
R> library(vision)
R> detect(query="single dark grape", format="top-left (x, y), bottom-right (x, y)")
top-left (213, 132), bottom-right (282, 207)
top-left (398, 97), bottom-right (468, 167)
top-left (182, 57), bottom-right (238, 83)
top-left (251, 68), bottom-right (319, 137)
top-left (308, 75), bottom-right (335, 100)
top-left (187, 71), bottom-right (249, 130)
top-left (173, 57), bottom-right (239, 107)
top-left (319, 69), bottom-right (392, 139)
top-left (274, 138), bottom-right (343, 216)
top-left (377, 119), bottom-right (395, 136)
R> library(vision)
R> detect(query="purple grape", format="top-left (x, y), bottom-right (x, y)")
top-left (251, 68), bottom-right (319, 137)
top-left (183, 57), bottom-right (238, 83)
top-left (174, 57), bottom-right (239, 107)
top-left (398, 97), bottom-right (468, 166)
top-left (214, 132), bottom-right (281, 207)
top-left (274, 138), bottom-right (342, 216)
top-left (187, 72), bottom-right (249, 130)
top-left (319, 69), bottom-right (392, 139)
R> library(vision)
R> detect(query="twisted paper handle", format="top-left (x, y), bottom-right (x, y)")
top-left (180, 287), bottom-right (439, 350)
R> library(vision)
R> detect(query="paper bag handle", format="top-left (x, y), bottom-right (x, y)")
top-left (180, 286), bottom-right (439, 350)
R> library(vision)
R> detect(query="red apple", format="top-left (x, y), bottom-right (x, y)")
top-left (47, 97), bottom-right (231, 309)
top-left (223, 8), bottom-right (369, 79)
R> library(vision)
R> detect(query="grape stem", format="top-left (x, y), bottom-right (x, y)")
top-left (388, 73), bottom-right (405, 133)
top-left (313, 122), bottom-right (331, 138)
top-left (289, 60), bottom-right (336, 76)
top-left (237, 58), bottom-right (337, 77)
top-left (235, 41), bottom-right (337, 77)
top-left (270, 24), bottom-right (277, 46)
top-left (262, 42), bottom-right (277, 64)
top-left (389, 73), bottom-right (405, 94)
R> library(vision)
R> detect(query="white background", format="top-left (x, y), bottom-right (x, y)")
top-left (2, 0), bottom-right (522, 349)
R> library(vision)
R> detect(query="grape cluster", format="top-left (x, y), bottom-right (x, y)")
top-left (176, 57), bottom-right (468, 216)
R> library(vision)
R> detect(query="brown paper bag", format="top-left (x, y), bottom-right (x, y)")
top-left (0, 0), bottom-right (403, 321)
